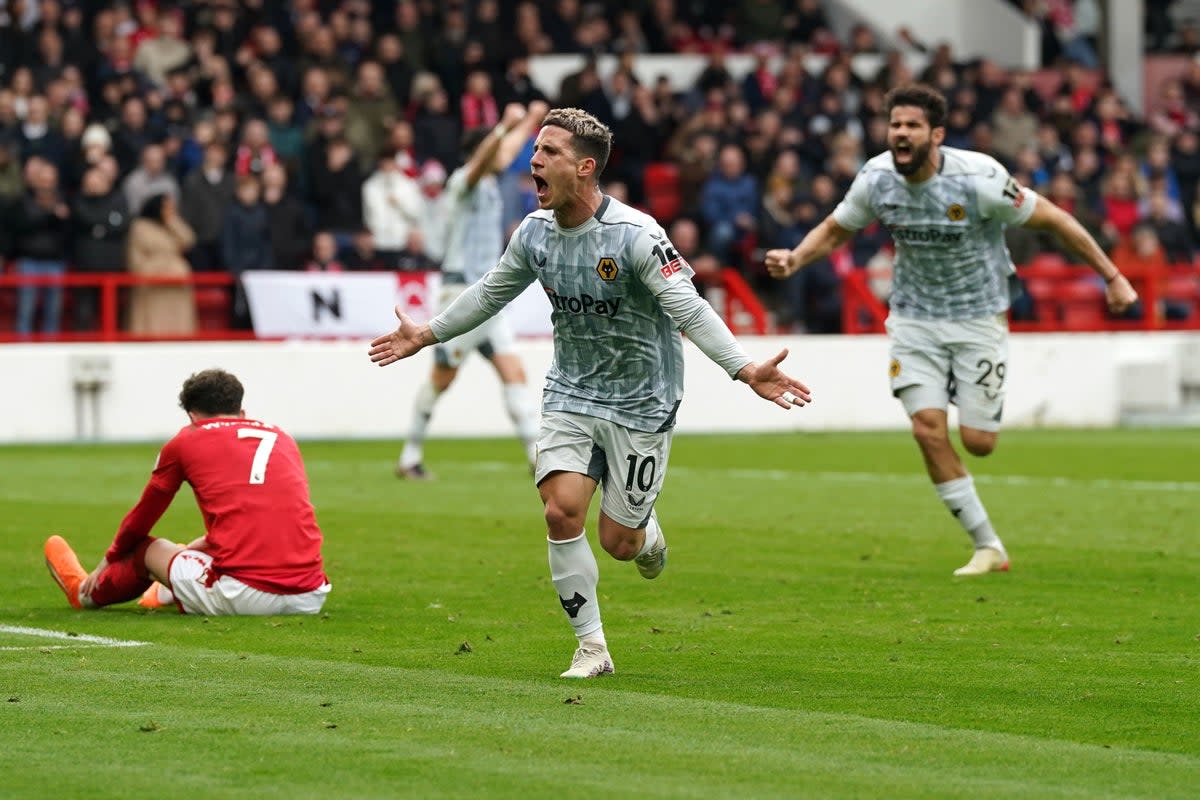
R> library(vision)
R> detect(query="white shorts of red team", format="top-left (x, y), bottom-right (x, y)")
top-left (167, 549), bottom-right (331, 616)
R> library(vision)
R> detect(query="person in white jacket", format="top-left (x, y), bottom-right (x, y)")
top-left (361, 147), bottom-right (423, 268)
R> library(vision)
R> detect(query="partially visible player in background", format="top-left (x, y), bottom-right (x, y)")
top-left (44, 369), bottom-right (331, 615)
top-left (765, 83), bottom-right (1139, 576)
top-left (396, 100), bottom-right (549, 479)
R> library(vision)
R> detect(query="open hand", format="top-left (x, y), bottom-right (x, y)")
top-left (737, 348), bottom-right (812, 409)
top-left (368, 306), bottom-right (431, 366)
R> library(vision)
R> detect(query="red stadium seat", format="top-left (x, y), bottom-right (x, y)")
top-left (1059, 279), bottom-right (1106, 329)
top-left (643, 162), bottom-right (682, 223)
top-left (195, 288), bottom-right (232, 331)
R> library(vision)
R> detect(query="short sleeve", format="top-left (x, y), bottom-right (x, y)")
top-left (633, 226), bottom-right (697, 295)
top-left (976, 158), bottom-right (1037, 226)
top-left (831, 169), bottom-right (877, 231)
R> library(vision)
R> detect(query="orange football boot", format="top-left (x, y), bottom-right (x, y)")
top-left (44, 535), bottom-right (88, 609)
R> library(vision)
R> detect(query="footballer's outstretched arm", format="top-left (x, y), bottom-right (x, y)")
top-left (764, 215), bottom-right (855, 279)
top-left (1021, 196), bottom-right (1139, 313)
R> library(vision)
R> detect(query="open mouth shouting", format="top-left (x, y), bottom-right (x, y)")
top-left (532, 173), bottom-right (550, 205)
top-left (890, 139), bottom-right (926, 176)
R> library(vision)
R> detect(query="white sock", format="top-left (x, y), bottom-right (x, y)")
top-left (502, 383), bottom-right (538, 451)
top-left (548, 530), bottom-right (604, 644)
top-left (155, 583), bottom-right (175, 604)
top-left (935, 475), bottom-right (1005, 554)
top-left (400, 382), bottom-right (440, 467)
top-left (635, 511), bottom-right (662, 558)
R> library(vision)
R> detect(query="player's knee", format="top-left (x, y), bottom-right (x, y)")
top-left (910, 415), bottom-right (948, 452)
top-left (597, 522), bottom-right (639, 561)
top-left (962, 430), bottom-right (998, 457)
top-left (543, 500), bottom-right (585, 537)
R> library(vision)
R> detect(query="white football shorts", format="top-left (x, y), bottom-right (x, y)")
top-left (885, 312), bottom-right (1010, 432)
top-left (535, 410), bottom-right (672, 529)
top-left (167, 549), bottom-right (331, 616)
top-left (433, 282), bottom-right (517, 368)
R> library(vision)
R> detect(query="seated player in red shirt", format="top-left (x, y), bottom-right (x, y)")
top-left (44, 368), bottom-right (332, 615)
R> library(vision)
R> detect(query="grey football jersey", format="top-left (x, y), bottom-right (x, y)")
top-left (429, 196), bottom-right (751, 432)
top-left (833, 146), bottom-right (1037, 320)
top-left (440, 168), bottom-right (504, 284)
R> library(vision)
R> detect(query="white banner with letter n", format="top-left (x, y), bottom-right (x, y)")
top-left (241, 271), bottom-right (441, 338)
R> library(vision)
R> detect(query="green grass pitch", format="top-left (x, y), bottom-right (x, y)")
top-left (1, 429), bottom-right (1197, 799)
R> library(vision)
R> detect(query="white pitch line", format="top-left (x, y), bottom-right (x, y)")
top-left (458, 461), bottom-right (1200, 493)
top-left (0, 624), bottom-right (150, 649)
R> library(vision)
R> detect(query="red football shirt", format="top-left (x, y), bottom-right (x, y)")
top-left (106, 417), bottom-right (328, 594)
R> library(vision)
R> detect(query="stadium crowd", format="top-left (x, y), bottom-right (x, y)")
top-left (1, 0), bottom-right (1198, 336)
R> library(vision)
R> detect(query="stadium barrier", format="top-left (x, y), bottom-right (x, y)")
top-left (1, 330), bottom-right (1196, 443)
top-left (2, 263), bottom-right (1197, 344)
top-left (842, 260), bottom-right (1200, 334)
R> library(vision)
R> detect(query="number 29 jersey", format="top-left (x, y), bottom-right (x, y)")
top-left (833, 146), bottom-right (1038, 321)
top-left (107, 417), bottom-right (327, 594)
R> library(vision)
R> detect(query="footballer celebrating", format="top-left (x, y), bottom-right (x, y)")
top-left (45, 369), bottom-right (331, 615)
top-left (370, 107), bottom-right (811, 678)
top-left (765, 84), bottom-right (1138, 576)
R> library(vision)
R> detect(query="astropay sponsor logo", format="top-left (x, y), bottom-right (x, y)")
top-left (543, 287), bottom-right (622, 318)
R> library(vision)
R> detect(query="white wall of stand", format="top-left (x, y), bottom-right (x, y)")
top-left (0, 331), bottom-right (1195, 444)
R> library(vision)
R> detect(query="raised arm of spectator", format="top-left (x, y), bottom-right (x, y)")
top-left (1021, 195), bottom-right (1139, 313)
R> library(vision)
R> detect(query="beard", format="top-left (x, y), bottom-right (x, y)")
top-left (891, 140), bottom-right (932, 176)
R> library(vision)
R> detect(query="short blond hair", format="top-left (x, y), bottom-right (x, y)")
top-left (542, 107), bottom-right (612, 181)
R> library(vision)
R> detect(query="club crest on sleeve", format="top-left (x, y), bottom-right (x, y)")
top-left (946, 204), bottom-right (966, 221)
top-left (596, 257), bottom-right (619, 281)
top-left (889, 358), bottom-right (902, 378)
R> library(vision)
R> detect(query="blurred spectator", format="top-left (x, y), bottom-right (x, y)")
top-left (111, 96), bottom-right (155, 176)
top-left (126, 192), bottom-right (196, 336)
top-left (19, 95), bottom-right (66, 169)
top-left (1143, 192), bottom-right (1194, 263)
top-left (266, 95), bottom-right (304, 172)
top-left (394, 229), bottom-right (439, 272)
top-left (70, 166), bottom-right (130, 331)
top-left (134, 8), bottom-right (192, 88)
top-left (773, 193), bottom-right (842, 334)
top-left (460, 69), bottom-right (499, 131)
top-left (418, 158), bottom-right (448, 262)
top-left (234, 118), bottom-right (278, 178)
top-left (991, 87), bottom-right (1039, 165)
top-left (1172, 130), bottom-right (1200, 239)
top-left (343, 229), bottom-right (387, 270)
top-left (1101, 170), bottom-right (1142, 240)
top-left (346, 59), bottom-right (398, 171)
top-left (310, 136), bottom-right (363, 239)
top-left (362, 146), bottom-right (422, 268)
top-left (180, 140), bottom-right (235, 271)
top-left (668, 216), bottom-right (723, 298)
top-left (700, 143), bottom-right (759, 262)
top-left (1141, 137), bottom-right (1182, 205)
top-left (1149, 80), bottom-right (1199, 139)
top-left (220, 175), bottom-right (271, 328)
top-left (412, 86), bottom-right (460, 171)
top-left (784, 0), bottom-right (830, 45)
top-left (261, 163), bottom-right (311, 271)
top-left (305, 231), bottom-right (344, 272)
top-left (13, 159), bottom-right (71, 335)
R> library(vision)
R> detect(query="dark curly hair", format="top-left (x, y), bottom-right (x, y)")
top-left (178, 369), bottom-right (244, 416)
top-left (884, 83), bottom-right (948, 129)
